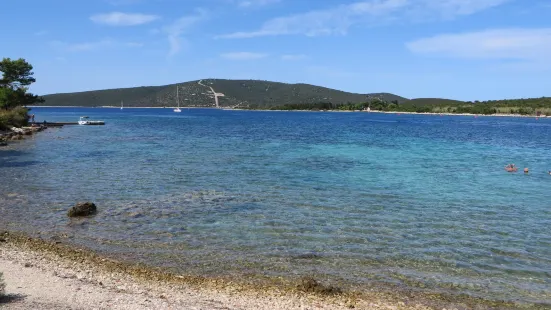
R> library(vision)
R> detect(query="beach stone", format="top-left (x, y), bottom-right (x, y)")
top-left (127, 212), bottom-right (143, 218)
top-left (295, 253), bottom-right (322, 259)
top-left (67, 202), bottom-right (98, 217)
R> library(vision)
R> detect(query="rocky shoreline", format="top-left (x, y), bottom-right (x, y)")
top-left (0, 231), bottom-right (428, 310)
top-left (0, 124), bottom-right (48, 147)
top-left (0, 231), bottom-right (533, 310)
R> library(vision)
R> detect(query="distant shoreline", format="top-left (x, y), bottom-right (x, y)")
top-left (31, 106), bottom-right (548, 118)
top-left (228, 108), bottom-right (548, 118)
top-left (32, 106), bottom-right (209, 109)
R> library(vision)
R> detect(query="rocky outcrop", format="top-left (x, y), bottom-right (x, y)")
top-left (0, 125), bottom-right (47, 146)
top-left (67, 202), bottom-right (97, 217)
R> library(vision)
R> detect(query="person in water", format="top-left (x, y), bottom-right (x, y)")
top-left (524, 168), bottom-right (529, 174)
top-left (505, 164), bottom-right (521, 173)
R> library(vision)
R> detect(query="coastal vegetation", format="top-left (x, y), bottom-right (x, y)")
top-left (0, 106), bottom-right (30, 130)
top-left (270, 96), bottom-right (551, 115)
top-left (39, 78), bottom-right (550, 116)
top-left (0, 58), bottom-right (43, 129)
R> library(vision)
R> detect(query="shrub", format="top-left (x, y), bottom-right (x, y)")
top-left (0, 106), bottom-right (28, 130)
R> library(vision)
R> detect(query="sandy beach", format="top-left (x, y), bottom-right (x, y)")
top-left (0, 232), bottom-right (445, 310)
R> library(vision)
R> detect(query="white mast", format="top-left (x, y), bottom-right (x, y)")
top-left (174, 85), bottom-right (182, 112)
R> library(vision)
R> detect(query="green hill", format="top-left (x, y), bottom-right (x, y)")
top-left (37, 79), bottom-right (551, 115)
top-left (39, 79), bottom-right (408, 109)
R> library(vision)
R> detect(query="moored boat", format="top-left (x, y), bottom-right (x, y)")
top-left (78, 116), bottom-right (105, 125)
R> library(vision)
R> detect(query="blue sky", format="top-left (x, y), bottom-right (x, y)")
top-left (2, 0), bottom-right (550, 100)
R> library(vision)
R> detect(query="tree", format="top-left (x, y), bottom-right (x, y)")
top-left (0, 58), bottom-right (43, 109)
top-left (0, 58), bottom-right (36, 89)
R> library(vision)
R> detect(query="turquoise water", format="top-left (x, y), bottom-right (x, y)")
top-left (1, 107), bottom-right (550, 306)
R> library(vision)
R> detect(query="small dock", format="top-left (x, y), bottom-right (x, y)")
top-left (33, 122), bottom-right (79, 127)
top-left (34, 121), bottom-right (105, 127)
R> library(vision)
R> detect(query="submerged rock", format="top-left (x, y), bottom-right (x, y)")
top-left (294, 253), bottom-right (322, 260)
top-left (67, 202), bottom-right (97, 217)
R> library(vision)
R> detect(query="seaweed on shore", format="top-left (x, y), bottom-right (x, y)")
top-left (296, 276), bottom-right (342, 295)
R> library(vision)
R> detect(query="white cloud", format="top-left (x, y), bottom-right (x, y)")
top-left (220, 52), bottom-right (268, 60)
top-left (281, 54), bottom-right (308, 61)
top-left (163, 10), bottom-right (208, 56)
top-left (414, 0), bottom-right (511, 17)
top-left (237, 0), bottom-right (280, 7)
top-left (218, 0), bottom-right (509, 39)
top-left (90, 12), bottom-right (160, 26)
top-left (50, 39), bottom-right (143, 52)
top-left (406, 28), bottom-right (551, 61)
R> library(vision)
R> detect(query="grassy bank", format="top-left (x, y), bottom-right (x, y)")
top-left (0, 107), bottom-right (28, 130)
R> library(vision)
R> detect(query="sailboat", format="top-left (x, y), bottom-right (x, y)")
top-left (120, 100), bottom-right (124, 110)
top-left (174, 86), bottom-right (181, 112)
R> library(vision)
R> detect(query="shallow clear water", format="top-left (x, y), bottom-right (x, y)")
top-left (1, 107), bottom-right (551, 305)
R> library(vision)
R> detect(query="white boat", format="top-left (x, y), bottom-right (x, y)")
top-left (120, 100), bottom-right (123, 110)
top-left (78, 116), bottom-right (105, 125)
top-left (174, 86), bottom-right (181, 112)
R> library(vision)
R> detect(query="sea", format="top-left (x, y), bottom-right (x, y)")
top-left (1, 107), bottom-right (550, 307)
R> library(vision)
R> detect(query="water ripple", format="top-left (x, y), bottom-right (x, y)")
top-left (1, 108), bottom-right (551, 306)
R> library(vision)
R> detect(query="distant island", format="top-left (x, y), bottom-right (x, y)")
top-left (39, 79), bottom-right (551, 116)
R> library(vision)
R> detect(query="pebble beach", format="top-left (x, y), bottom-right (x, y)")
top-left (0, 232), bottom-right (442, 310)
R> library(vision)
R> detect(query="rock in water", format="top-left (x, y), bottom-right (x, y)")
top-left (67, 202), bottom-right (97, 217)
